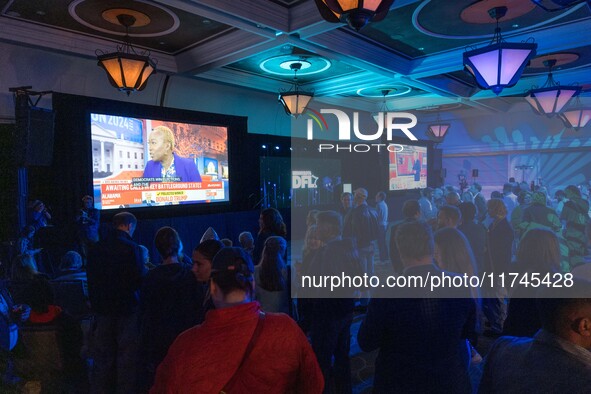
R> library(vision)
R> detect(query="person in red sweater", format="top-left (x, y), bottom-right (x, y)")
top-left (151, 247), bottom-right (324, 394)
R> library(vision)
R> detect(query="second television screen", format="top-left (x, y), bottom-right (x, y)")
top-left (91, 113), bottom-right (229, 209)
top-left (388, 144), bottom-right (427, 191)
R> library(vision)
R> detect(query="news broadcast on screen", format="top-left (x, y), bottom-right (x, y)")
top-left (388, 144), bottom-right (427, 191)
top-left (90, 113), bottom-right (229, 209)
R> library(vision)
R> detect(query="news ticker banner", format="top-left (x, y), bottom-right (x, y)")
top-left (100, 180), bottom-right (225, 208)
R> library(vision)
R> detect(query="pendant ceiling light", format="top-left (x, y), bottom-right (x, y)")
top-left (559, 95), bottom-right (591, 130)
top-left (278, 62), bottom-right (314, 117)
top-left (426, 111), bottom-right (450, 144)
top-left (463, 6), bottom-right (537, 95)
top-left (526, 59), bottom-right (581, 117)
top-left (372, 89), bottom-right (391, 128)
top-left (530, 0), bottom-right (590, 12)
top-left (314, 0), bottom-right (395, 31)
top-left (96, 14), bottom-right (156, 95)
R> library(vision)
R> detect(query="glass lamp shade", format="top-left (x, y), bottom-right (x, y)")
top-left (525, 95), bottom-right (542, 115)
top-left (278, 91), bottom-right (313, 116)
top-left (463, 41), bottom-right (537, 95)
top-left (314, 0), bottom-right (394, 30)
top-left (426, 124), bottom-right (450, 143)
top-left (559, 108), bottom-right (591, 129)
top-left (527, 85), bottom-right (580, 117)
top-left (97, 52), bottom-right (156, 95)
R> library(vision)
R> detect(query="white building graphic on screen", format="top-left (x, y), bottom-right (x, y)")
top-left (91, 115), bottom-right (144, 176)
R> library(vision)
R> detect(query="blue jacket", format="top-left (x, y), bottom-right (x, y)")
top-left (143, 153), bottom-right (201, 182)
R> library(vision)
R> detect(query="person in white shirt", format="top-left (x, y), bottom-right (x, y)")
top-left (502, 183), bottom-right (518, 219)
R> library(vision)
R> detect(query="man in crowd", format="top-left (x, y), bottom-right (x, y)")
top-left (305, 210), bottom-right (358, 394)
top-left (458, 202), bottom-right (487, 275)
top-left (143, 126), bottom-right (201, 182)
top-left (27, 200), bottom-right (51, 230)
top-left (358, 221), bottom-right (474, 393)
top-left (375, 191), bottom-right (389, 264)
top-left (479, 281), bottom-right (591, 392)
top-left (470, 182), bottom-right (487, 223)
top-left (437, 205), bottom-right (462, 229)
top-left (502, 183), bottom-right (518, 219)
top-left (418, 187), bottom-right (437, 223)
top-left (445, 191), bottom-right (461, 207)
top-left (339, 192), bottom-right (352, 218)
top-left (87, 212), bottom-right (146, 393)
top-left (389, 200), bottom-right (420, 274)
top-left (344, 188), bottom-right (376, 289)
top-left (76, 195), bottom-right (100, 265)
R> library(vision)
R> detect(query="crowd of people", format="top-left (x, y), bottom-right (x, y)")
top-left (0, 179), bottom-right (590, 393)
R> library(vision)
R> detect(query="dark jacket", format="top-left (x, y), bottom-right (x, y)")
top-left (474, 193), bottom-right (487, 223)
top-left (87, 229), bottom-right (146, 316)
top-left (358, 265), bottom-right (474, 394)
top-left (140, 263), bottom-right (205, 387)
top-left (479, 330), bottom-right (591, 393)
top-left (300, 238), bottom-right (358, 321)
top-left (389, 218), bottom-right (417, 274)
top-left (485, 218), bottom-right (514, 274)
top-left (458, 221), bottom-right (487, 274)
top-left (344, 203), bottom-right (376, 249)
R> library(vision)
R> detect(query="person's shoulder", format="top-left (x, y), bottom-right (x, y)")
top-left (171, 324), bottom-right (202, 348)
top-left (265, 312), bottom-right (303, 334)
top-left (173, 153), bottom-right (194, 164)
top-left (490, 335), bottom-right (532, 354)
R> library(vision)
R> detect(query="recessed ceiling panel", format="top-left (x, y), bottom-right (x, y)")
top-left (358, 0), bottom-right (591, 59)
top-left (1, 0), bottom-right (234, 54)
top-left (225, 46), bottom-right (363, 84)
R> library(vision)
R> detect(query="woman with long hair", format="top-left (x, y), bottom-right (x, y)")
top-left (191, 239), bottom-right (224, 323)
top-left (503, 228), bottom-right (561, 337)
top-left (252, 208), bottom-right (287, 264)
top-left (255, 236), bottom-right (290, 314)
top-left (152, 247), bottom-right (324, 393)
